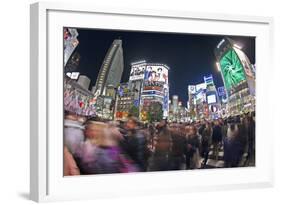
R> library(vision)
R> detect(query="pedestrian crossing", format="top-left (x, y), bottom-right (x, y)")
top-left (203, 145), bottom-right (224, 168)
top-left (201, 145), bottom-right (251, 169)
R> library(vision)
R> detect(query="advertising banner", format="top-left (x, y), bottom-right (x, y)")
top-left (129, 64), bottom-right (146, 81)
top-left (195, 83), bottom-right (206, 92)
top-left (188, 85), bottom-right (196, 94)
top-left (207, 94), bottom-right (217, 104)
top-left (144, 65), bottom-right (168, 84)
top-left (219, 48), bottom-right (246, 91)
top-left (217, 86), bottom-right (226, 97)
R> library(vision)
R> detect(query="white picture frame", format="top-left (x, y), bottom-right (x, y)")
top-left (30, 2), bottom-right (274, 202)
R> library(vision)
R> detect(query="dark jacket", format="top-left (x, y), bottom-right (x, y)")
top-left (223, 137), bottom-right (244, 167)
top-left (185, 135), bottom-right (200, 154)
top-left (120, 129), bottom-right (149, 171)
top-left (212, 125), bottom-right (222, 143)
top-left (148, 130), bottom-right (172, 171)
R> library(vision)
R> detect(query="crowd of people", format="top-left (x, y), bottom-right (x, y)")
top-left (63, 112), bottom-right (255, 176)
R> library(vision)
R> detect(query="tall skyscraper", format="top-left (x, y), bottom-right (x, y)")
top-left (94, 39), bottom-right (124, 96)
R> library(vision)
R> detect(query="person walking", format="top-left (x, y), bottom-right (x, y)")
top-left (185, 125), bottom-right (200, 169)
top-left (169, 124), bottom-right (186, 170)
top-left (223, 122), bottom-right (244, 168)
top-left (64, 111), bottom-right (85, 154)
top-left (120, 117), bottom-right (150, 171)
top-left (212, 120), bottom-right (223, 160)
top-left (201, 122), bottom-right (212, 167)
top-left (148, 129), bottom-right (173, 171)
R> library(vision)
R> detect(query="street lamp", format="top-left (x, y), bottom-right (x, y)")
top-left (216, 62), bottom-right (221, 72)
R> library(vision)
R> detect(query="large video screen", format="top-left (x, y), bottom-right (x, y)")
top-left (219, 49), bottom-right (246, 90)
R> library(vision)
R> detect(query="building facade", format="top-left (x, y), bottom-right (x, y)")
top-left (215, 37), bottom-right (256, 116)
top-left (94, 39), bottom-right (124, 97)
top-left (64, 28), bottom-right (79, 66)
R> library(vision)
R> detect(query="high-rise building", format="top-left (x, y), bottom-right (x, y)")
top-left (172, 95), bottom-right (178, 113)
top-left (128, 61), bottom-right (146, 107)
top-left (140, 63), bottom-right (169, 121)
top-left (105, 84), bottom-right (116, 98)
top-left (204, 74), bottom-right (221, 119)
top-left (187, 75), bottom-right (221, 120)
top-left (94, 39), bottom-right (124, 96)
top-left (65, 51), bottom-right (81, 73)
top-left (64, 28), bottom-right (79, 66)
top-left (124, 61), bottom-right (170, 121)
top-left (114, 83), bottom-right (136, 120)
top-left (215, 37), bottom-right (255, 115)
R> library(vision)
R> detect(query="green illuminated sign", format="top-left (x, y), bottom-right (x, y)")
top-left (219, 49), bottom-right (246, 90)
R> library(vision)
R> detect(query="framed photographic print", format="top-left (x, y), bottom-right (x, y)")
top-left (30, 2), bottom-right (274, 202)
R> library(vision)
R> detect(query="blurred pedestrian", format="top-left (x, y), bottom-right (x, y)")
top-left (212, 120), bottom-right (222, 160)
top-left (76, 120), bottom-right (138, 174)
top-left (185, 125), bottom-right (200, 169)
top-left (120, 117), bottom-right (149, 171)
top-left (223, 123), bottom-right (243, 168)
top-left (64, 111), bottom-right (85, 154)
top-left (148, 129), bottom-right (173, 171)
top-left (169, 124), bottom-right (186, 170)
top-left (63, 146), bottom-right (80, 176)
top-left (201, 122), bottom-right (212, 167)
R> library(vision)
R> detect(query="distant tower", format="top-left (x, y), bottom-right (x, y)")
top-left (172, 95), bottom-right (178, 113)
top-left (95, 39), bottom-right (124, 96)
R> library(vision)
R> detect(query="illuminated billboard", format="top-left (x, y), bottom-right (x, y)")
top-left (144, 65), bottom-right (168, 83)
top-left (233, 47), bottom-right (256, 95)
top-left (195, 83), bottom-right (206, 92)
top-left (66, 72), bottom-right (80, 80)
top-left (141, 64), bottom-right (169, 119)
top-left (129, 64), bottom-right (145, 81)
top-left (204, 75), bottom-right (214, 86)
top-left (143, 81), bottom-right (164, 92)
top-left (217, 86), bottom-right (226, 97)
top-left (207, 94), bottom-right (217, 104)
top-left (188, 85), bottom-right (196, 94)
top-left (219, 49), bottom-right (246, 90)
top-left (233, 47), bottom-right (255, 78)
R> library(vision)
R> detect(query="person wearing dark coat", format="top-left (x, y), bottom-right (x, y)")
top-left (185, 125), bottom-right (200, 169)
top-left (201, 122), bottom-right (212, 167)
top-left (212, 120), bottom-right (223, 160)
top-left (223, 123), bottom-right (244, 167)
top-left (148, 128), bottom-right (173, 171)
top-left (169, 124), bottom-right (186, 170)
top-left (120, 117), bottom-right (149, 171)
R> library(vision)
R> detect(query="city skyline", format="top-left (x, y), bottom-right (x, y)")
top-left (72, 28), bottom-right (255, 104)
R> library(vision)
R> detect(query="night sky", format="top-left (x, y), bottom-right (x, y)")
top-left (72, 28), bottom-right (255, 105)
